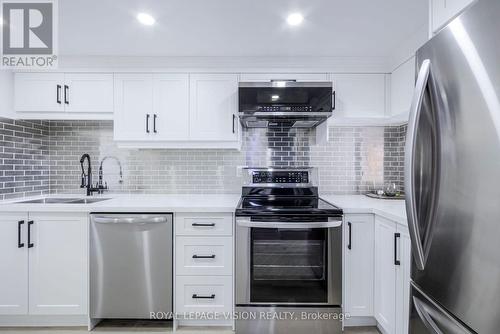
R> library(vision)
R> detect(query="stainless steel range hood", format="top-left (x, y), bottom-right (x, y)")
top-left (238, 81), bottom-right (334, 128)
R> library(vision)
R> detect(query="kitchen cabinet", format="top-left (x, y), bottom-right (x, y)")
top-left (189, 74), bottom-right (239, 142)
top-left (114, 73), bottom-right (240, 149)
top-left (390, 57), bottom-right (416, 122)
top-left (431, 0), bottom-right (476, 33)
top-left (0, 212), bottom-right (87, 316)
top-left (14, 73), bottom-right (113, 117)
top-left (239, 73), bottom-right (328, 82)
top-left (374, 216), bottom-right (411, 334)
top-left (174, 213), bottom-right (233, 326)
top-left (329, 73), bottom-right (387, 120)
top-left (0, 213), bottom-right (29, 315)
top-left (114, 74), bottom-right (156, 141)
top-left (344, 214), bottom-right (374, 318)
top-left (114, 73), bottom-right (189, 142)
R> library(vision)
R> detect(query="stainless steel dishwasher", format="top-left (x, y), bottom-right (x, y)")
top-left (90, 213), bottom-right (173, 319)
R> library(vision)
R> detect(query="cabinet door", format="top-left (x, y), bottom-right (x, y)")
top-left (391, 57), bottom-right (416, 119)
top-left (0, 213), bottom-right (29, 315)
top-left (153, 74), bottom-right (189, 141)
top-left (14, 73), bottom-right (64, 112)
top-left (395, 226), bottom-right (412, 334)
top-left (28, 213), bottom-right (87, 315)
top-left (64, 73), bottom-right (113, 113)
top-left (344, 214), bottom-right (374, 317)
top-left (330, 73), bottom-right (386, 118)
top-left (189, 74), bottom-right (239, 141)
top-left (374, 217), bottom-right (397, 334)
top-left (239, 73), bottom-right (328, 82)
top-left (114, 74), bottom-right (153, 141)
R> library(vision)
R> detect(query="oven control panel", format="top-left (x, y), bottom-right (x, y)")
top-left (252, 171), bottom-right (309, 184)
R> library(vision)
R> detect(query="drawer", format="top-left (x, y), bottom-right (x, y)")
top-left (175, 213), bottom-right (233, 236)
top-left (176, 237), bottom-right (232, 276)
top-left (175, 276), bottom-right (232, 314)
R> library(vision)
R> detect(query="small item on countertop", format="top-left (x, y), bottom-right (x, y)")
top-left (384, 182), bottom-right (398, 197)
top-left (376, 189), bottom-right (384, 196)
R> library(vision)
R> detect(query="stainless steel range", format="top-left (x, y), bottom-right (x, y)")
top-left (235, 168), bottom-right (343, 334)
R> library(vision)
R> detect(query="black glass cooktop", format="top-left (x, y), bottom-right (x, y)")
top-left (235, 192), bottom-right (342, 217)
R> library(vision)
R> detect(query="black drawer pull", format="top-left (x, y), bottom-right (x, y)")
top-left (192, 294), bottom-right (215, 299)
top-left (394, 233), bottom-right (401, 266)
top-left (18, 220), bottom-right (25, 248)
top-left (192, 254), bottom-right (216, 259)
top-left (64, 85), bottom-right (69, 104)
top-left (192, 223), bottom-right (216, 227)
top-left (28, 220), bottom-right (34, 248)
top-left (146, 114), bottom-right (150, 133)
top-left (347, 222), bottom-right (352, 250)
top-left (56, 85), bottom-right (61, 104)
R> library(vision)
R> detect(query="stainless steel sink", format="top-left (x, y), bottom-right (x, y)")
top-left (16, 197), bottom-right (110, 204)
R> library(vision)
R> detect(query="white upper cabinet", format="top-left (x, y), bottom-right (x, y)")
top-left (0, 213), bottom-right (29, 315)
top-left (344, 214), bottom-right (375, 318)
top-left (330, 73), bottom-right (386, 119)
top-left (153, 74), bottom-right (190, 141)
top-left (390, 56), bottom-right (416, 121)
top-left (431, 0), bottom-right (476, 33)
top-left (63, 73), bottom-right (114, 113)
top-left (14, 72), bottom-right (113, 118)
top-left (114, 74), bottom-right (154, 142)
top-left (239, 73), bottom-right (328, 82)
top-left (189, 73), bottom-right (239, 142)
top-left (15, 73), bottom-right (65, 113)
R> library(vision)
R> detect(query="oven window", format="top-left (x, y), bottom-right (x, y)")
top-left (250, 228), bottom-right (328, 303)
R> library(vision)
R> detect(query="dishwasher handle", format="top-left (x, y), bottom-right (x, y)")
top-left (92, 216), bottom-right (169, 224)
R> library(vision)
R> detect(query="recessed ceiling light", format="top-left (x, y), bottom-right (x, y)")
top-left (287, 13), bottom-right (304, 26)
top-left (137, 13), bottom-right (155, 26)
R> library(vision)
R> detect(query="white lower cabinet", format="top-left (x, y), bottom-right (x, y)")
top-left (374, 216), bottom-right (411, 334)
top-left (344, 214), bottom-right (375, 318)
top-left (0, 213), bottom-right (29, 315)
top-left (174, 213), bottom-right (233, 326)
top-left (0, 212), bottom-right (88, 317)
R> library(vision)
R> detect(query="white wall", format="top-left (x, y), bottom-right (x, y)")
top-left (0, 71), bottom-right (15, 118)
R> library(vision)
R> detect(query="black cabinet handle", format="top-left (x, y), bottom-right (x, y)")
top-left (192, 223), bottom-right (216, 227)
top-left (192, 294), bottom-right (216, 299)
top-left (28, 220), bottom-right (34, 248)
top-left (347, 222), bottom-right (352, 250)
top-left (64, 85), bottom-right (69, 104)
top-left (332, 91), bottom-right (336, 111)
top-left (18, 220), bottom-right (25, 248)
top-left (394, 233), bottom-right (401, 266)
top-left (146, 114), bottom-right (150, 133)
top-left (192, 254), bottom-right (216, 259)
top-left (232, 114), bottom-right (236, 134)
top-left (153, 114), bottom-right (157, 133)
top-left (56, 85), bottom-right (61, 104)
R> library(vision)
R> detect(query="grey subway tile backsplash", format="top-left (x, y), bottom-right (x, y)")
top-left (0, 117), bottom-right (407, 200)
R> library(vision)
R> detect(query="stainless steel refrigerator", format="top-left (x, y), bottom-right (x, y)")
top-left (405, 0), bottom-right (500, 333)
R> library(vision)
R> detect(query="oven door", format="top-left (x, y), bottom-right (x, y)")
top-left (235, 217), bottom-right (342, 306)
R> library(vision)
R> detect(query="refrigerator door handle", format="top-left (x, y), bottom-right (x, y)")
top-left (405, 59), bottom-right (431, 271)
top-left (412, 284), bottom-right (474, 334)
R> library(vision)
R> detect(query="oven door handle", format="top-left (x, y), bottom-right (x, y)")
top-left (236, 217), bottom-right (342, 229)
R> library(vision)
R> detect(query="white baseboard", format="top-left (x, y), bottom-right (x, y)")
top-left (344, 316), bottom-right (377, 327)
top-left (0, 315), bottom-right (88, 327)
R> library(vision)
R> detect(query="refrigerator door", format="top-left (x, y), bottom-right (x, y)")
top-left (409, 283), bottom-right (474, 334)
top-left (407, 0), bottom-right (500, 332)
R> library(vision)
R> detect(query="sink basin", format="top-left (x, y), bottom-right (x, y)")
top-left (67, 198), bottom-right (110, 204)
top-left (15, 197), bottom-right (110, 204)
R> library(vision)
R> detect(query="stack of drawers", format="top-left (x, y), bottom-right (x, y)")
top-left (174, 212), bottom-right (233, 325)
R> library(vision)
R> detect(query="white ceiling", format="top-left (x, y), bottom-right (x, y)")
top-left (59, 0), bottom-right (427, 57)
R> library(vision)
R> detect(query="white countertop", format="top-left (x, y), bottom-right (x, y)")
top-left (0, 193), bottom-right (407, 226)
top-left (0, 193), bottom-right (241, 213)
top-left (322, 195), bottom-right (407, 226)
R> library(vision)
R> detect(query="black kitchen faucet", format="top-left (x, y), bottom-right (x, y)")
top-left (79, 154), bottom-right (100, 196)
